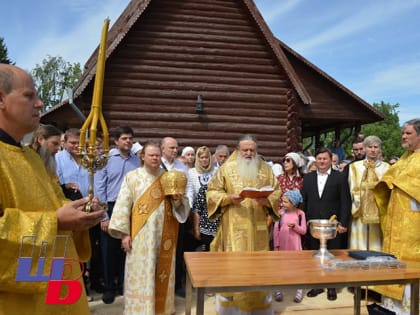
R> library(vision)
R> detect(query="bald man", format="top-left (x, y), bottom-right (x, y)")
top-left (0, 64), bottom-right (104, 314)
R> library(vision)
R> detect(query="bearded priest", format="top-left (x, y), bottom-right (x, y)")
top-left (206, 134), bottom-right (281, 315)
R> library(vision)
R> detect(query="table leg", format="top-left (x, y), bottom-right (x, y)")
top-left (185, 273), bottom-right (192, 315)
top-left (354, 287), bottom-right (361, 315)
top-left (410, 280), bottom-right (419, 315)
top-left (196, 288), bottom-right (205, 315)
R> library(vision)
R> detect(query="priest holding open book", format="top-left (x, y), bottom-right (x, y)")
top-left (206, 134), bottom-right (281, 315)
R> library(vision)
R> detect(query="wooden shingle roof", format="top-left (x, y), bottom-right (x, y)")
top-left (41, 0), bottom-right (383, 161)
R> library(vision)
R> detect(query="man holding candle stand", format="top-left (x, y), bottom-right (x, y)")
top-left (0, 63), bottom-right (105, 314)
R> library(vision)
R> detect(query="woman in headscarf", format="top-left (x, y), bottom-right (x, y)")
top-left (188, 146), bottom-right (217, 251)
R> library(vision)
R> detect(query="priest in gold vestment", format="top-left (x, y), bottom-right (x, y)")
top-left (207, 134), bottom-right (280, 315)
top-left (349, 135), bottom-right (390, 251)
top-left (108, 142), bottom-right (190, 315)
top-left (0, 64), bottom-right (105, 314)
top-left (374, 119), bottom-right (420, 315)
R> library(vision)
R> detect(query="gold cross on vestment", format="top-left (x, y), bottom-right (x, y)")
top-left (158, 270), bottom-right (168, 283)
top-left (138, 203), bottom-right (149, 215)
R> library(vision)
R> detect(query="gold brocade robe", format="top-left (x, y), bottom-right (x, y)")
top-left (0, 142), bottom-right (90, 315)
top-left (206, 156), bottom-right (280, 312)
top-left (108, 168), bottom-right (190, 315)
top-left (349, 159), bottom-right (390, 251)
top-left (374, 149), bottom-right (420, 300)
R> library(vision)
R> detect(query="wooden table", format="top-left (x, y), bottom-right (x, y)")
top-left (184, 250), bottom-right (420, 315)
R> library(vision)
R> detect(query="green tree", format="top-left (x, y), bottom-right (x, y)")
top-left (31, 55), bottom-right (82, 112)
top-left (361, 101), bottom-right (404, 160)
top-left (0, 37), bottom-right (14, 64)
top-left (302, 101), bottom-right (403, 161)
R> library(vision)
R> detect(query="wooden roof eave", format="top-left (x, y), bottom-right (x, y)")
top-left (43, 0), bottom-right (152, 118)
top-left (44, 0), bottom-right (312, 119)
top-left (73, 0), bottom-right (152, 100)
top-left (243, 0), bottom-right (311, 105)
top-left (276, 38), bottom-right (385, 121)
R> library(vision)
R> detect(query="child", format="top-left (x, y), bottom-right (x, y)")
top-left (273, 189), bottom-right (307, 303)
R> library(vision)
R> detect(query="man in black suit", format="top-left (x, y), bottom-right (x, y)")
top-left (301, 147), bottom-right (351, 301)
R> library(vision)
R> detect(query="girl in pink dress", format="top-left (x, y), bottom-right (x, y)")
top-left (273, 189), bottom-right (306, 303)
top-left (272, 152), bottom-right (303, 250)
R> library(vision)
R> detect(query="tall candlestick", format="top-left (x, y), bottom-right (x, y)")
top-left (78, 18), bottom-right (110, 212)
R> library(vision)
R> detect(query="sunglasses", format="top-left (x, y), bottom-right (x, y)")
top-left (284, 158), bottom-right (292, 163)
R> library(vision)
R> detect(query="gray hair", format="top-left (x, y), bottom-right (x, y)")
top-left (363, 135), bottom-right (382, 147)
top-left (237, 133), bottom-right (257, 146)
top-left (403, 118), bottom-right (420, 135)
top-left (215, 144), bottom-right (230, 155)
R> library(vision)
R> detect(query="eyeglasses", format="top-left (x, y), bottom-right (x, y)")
top-left (284, 158), bottom-right (292, 163)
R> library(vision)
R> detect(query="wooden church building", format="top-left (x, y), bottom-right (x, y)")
top-left (41, 0), bottom-right (384, 161)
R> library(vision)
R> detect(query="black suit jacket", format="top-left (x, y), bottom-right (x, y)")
top-left (301, 169), bottom-right (351, 249)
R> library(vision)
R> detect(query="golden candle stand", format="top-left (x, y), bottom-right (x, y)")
top-left (78, 19), bottom-right (110, 212)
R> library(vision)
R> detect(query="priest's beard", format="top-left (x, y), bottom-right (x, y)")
top-left (38, 146), bottom-right (57, 177)
top-left (237, 155), bottom-right (259, 182)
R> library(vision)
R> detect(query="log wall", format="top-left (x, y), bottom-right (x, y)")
top-left (80, 0), bottom-right (295, 161)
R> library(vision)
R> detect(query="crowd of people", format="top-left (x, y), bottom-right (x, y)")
top-left (1, 64), bottom-right (419, 315)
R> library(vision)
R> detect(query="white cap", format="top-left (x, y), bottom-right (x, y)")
top-left (306, 157), bottom-right (316, 170)
top-left (285, 152), bottom-right (301, 167)
top-left (131, 142), bottom-right (143, 154)
top-left (307, 156), bottom-right (316, 163)
top-left (181, 146), bottom-right (195, 157)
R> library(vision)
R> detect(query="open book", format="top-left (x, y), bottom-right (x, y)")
top-left (240, 186), bottom-right (274, 199)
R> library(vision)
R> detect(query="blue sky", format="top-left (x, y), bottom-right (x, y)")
top-left (1, 0), bottom-right (419, 124)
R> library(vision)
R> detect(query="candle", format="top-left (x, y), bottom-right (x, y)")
top-left (78, 19), bottom-right (110, 211)
top-left (79, 18), bottom-right (110, 156)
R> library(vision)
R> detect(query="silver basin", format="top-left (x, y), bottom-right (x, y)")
top-left (308, 219), bottom-right (338, 259)
top-left (309, 219), bottom-right (338, 240)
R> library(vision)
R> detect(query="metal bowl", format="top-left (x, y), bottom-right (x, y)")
top-left (308, 219), bottom-right (338, 240)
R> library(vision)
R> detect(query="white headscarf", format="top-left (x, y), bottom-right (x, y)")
top-left (181, 146), bottom-right (195, 157)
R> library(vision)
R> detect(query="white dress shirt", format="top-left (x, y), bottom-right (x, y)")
top-left (317, 168), bottom-right (331, 198)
